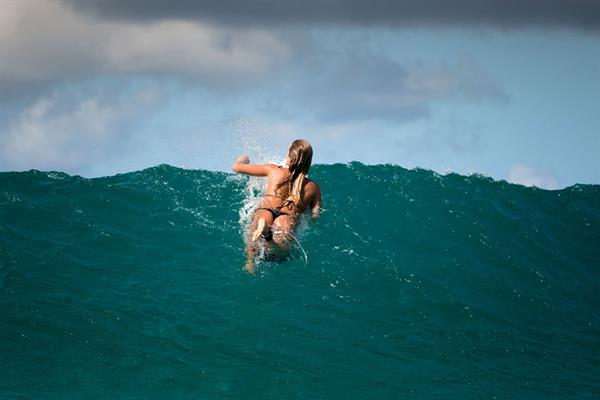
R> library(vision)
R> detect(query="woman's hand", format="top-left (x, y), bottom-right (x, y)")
top-left (235, 155), bottom-right (250, 165)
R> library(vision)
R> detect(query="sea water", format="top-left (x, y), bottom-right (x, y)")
top-left (1, 163), bottom-right (598, 399)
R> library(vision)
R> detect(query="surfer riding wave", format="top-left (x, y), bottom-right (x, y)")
top-left (232, 139), bottom-right (322, 273)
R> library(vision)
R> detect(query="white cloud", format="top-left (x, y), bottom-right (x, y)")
top-left (0, 1), bottom-right (290, 89)
top-left (104, 21), bottom-right (288, 78)
top-left (508, 164), bottom-right (559, 189)
top-left (0, 85), bottom-right (165, 174)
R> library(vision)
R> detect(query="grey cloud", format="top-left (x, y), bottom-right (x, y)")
top-left (0, 1), bottom-right (293, 104)
top-left (310, 55), bottom-right (430, 122)
top-left (264, 52), bottom-right (507, 123)
top-left (66, 0), bottom-right (600, 30)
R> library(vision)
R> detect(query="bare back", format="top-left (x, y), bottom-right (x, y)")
top-left (262, 165), bottom-right (321, 218)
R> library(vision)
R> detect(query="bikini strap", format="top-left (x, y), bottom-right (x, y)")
top-left (276, 199), bottom-right (295, 211)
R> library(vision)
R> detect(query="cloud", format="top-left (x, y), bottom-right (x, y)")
top-left (264, 52), bottom-right (506, 123)
top-left (508, 164), bottom-right (560, 189)
top-left (0, 84), bottom-right (164, 174)
top-left (0, 0), bottom-right (509, 124)
top-left (0, 1), bottom-right (291, 102)
top-left (66, 0), bottom-right (600, 30)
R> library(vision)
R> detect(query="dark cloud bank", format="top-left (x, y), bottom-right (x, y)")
top-left (67, 0), bottom-right (600, 30)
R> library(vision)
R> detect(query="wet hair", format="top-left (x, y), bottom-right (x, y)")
top-left (275, 139), bottom-right (313, 208)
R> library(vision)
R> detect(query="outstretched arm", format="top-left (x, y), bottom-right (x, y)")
top-left (231, 155), bottom-right (274, 176)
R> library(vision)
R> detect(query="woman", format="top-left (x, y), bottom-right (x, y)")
top-left (232, 139), bottom-right (322, 273)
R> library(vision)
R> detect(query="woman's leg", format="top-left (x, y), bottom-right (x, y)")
top-left (245, 209), bottom-right (274, 273)
top-left (272, 215), bottom-right (295, 252)
top-left (251, 209), bottom-right (274, 241)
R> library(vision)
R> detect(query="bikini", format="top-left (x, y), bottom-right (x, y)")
top-left (256, 196), bottom-right (294, 219)
top-left (255, 167), bottom-right (308, 240)
top-left (255, 195), bottom-right (295, 241)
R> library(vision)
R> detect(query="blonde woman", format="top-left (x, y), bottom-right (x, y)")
top-left (232, 139), bottom-right (322, 273)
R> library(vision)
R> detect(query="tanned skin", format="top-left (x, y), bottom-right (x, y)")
top-left (232, 154), bottom-right (321, 273)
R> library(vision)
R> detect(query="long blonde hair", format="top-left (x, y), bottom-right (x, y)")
top-left (275, 139), bottom-right (313, 209)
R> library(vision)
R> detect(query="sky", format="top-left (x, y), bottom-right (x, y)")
top-left (1, 0), bottom-right (599, 188)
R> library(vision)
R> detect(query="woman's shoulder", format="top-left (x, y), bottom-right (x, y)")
top-left (265, 164), bottom-right (288, 175)
top-left (305, 176), bottom-right (319, 186)
top-left (304, 179), bottom-right (320, 193)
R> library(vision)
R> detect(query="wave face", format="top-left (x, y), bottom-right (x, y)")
top-left (1, 163), bottom-right (599, 399)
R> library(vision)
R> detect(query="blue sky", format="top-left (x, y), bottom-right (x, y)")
top-left (0, 1), bottom-right (598, 188)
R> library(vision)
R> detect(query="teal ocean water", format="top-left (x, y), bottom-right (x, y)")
top-left (1, 163), bottom-right (598, 399)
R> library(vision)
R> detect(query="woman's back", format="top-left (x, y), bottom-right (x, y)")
top-left (262, 165), bottom-right (320, 217)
